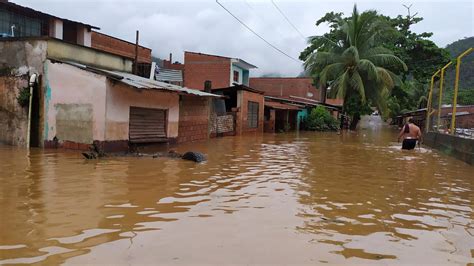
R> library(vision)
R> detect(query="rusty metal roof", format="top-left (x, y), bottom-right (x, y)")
top-left (61, 60), bottom-right (223, 98)
top-left (265, 101), bottom-right (302, 110)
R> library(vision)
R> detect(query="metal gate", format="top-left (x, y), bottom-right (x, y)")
top-left (129, 107), bottom-right (166, 143)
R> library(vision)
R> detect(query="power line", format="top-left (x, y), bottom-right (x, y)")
top-left (215, 0), bottom-right (300, 63)
top-left (271, 0), bottom-right (306, 41)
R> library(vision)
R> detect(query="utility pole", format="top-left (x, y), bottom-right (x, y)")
top-left (133, 30), bottom-right (139, 75)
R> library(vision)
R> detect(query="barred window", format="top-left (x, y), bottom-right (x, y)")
top-left (247, 101), bottom-right (259, 128)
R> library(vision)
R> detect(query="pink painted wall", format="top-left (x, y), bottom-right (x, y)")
top-left (45, 60), bottom-right (107, 143)
top-left (105, 81), bottom-right (180, 140)
top-left (45, 60), bottom-right (180, 145)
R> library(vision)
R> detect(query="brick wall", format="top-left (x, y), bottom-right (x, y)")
top-left (178, 95), bottom-right (210, 143)
top-left (210, 113), bottom-right (235, 134)
top-left (184, 52), bottom-right (231, 90)
top-left (249, 77), bottom-right (321, 101)
top-left (91, 31), bottom-right (152, 63)
top-left (163, 59), bottom-right (185, 71)
top-left (237, 90), bottom-right (265, 135)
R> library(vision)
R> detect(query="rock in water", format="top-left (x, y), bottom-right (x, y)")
top-left (181, 151), bottom-right (206, 163)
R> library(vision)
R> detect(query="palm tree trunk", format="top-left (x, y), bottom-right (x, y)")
top-left (320, 85), bottom-right (327, 104)
top-left (349, 113), bottom-right (361, 130)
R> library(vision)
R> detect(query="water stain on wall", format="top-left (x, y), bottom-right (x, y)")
top-left (55, 103), bottom-right (93, 144)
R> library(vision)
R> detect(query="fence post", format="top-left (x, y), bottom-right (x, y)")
top-left (426, 70), bottom-right (441, 133)
top-left (450, 47), bottom-right (473, 134)
top-left (436, 62), bottom-right (453, 131)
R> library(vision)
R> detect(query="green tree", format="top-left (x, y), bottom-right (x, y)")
top-left (305, 106), bottom-right (339, 131)
top-left (301, 5), bottom-right (407, 129)
top-left (382, 7), bottom-right (450, 119)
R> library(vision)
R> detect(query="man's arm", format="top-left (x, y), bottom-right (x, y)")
top-left (417, 128), bottom-right (422, 143)
top-left (397, 127), bottom-right (405, 142)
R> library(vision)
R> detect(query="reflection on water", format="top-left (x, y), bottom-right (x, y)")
top-left (0, 117), bottom-right (473, 264)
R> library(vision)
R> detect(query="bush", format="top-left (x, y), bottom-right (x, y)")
top-left (17, 87), bottom-right (30, 108)
top-left (305, 106), bottom-right (339, 131)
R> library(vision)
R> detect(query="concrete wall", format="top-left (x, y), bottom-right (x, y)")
top-left (178, 95), bottom-right (210, 143)
top-left (47, 39), bottom-right (133, 72)
top-left (184, 52), bottom-right (231, 90)
top-left (236, 90), bottom-right (264, 135)
top-left (44, 60), bottom-right (107, 146)
top-left (0, 39), bottom-right (47, 146)
top-left (105, 81), bottom-right (180, 141)
top-left (424, 132), bottom-right (474, 165)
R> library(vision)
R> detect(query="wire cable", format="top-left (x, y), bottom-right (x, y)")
top-left (271, 0), bottom-right (306, 41)
top-left (216, 0), bottom-right (301, 63)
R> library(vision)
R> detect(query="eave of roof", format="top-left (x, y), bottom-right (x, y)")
top-left (59, 60), bottom-right (223, 98)
top-left (213, 84), bottom-right (265, 95)
top-left (265, 101), bottom-right (302, 110)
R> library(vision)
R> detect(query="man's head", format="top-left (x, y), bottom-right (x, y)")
top-left (407, 117), bottom-right (414, 124)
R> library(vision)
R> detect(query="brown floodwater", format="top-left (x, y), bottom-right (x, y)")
top-left (0, 117), bottom-right (473, 265)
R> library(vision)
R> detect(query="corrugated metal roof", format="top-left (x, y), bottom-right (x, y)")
top-left (61, 60), bottom-right (222, 98)
top-left (155, 67), bottom-right (183, 82)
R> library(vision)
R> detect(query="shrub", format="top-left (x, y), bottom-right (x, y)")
top-left (17, 87), bottom-right (30, 108)
top-left (305, 106), bottom-right (339, 131)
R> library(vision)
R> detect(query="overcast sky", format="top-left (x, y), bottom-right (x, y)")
top-left (14, 0), bottom-right (474, 76)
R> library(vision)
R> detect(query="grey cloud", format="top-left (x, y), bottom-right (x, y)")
top-left (13, 0), bottom-right (474, 76)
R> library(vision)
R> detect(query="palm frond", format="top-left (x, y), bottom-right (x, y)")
top-left (357, 59), bottom-right (378, 80)
top-left (367, 54), bottom-right (408, 71)
top-left (342, 46), bottom-right (359, 66)
top-left (350, 71), bottom-right (366, 102)
top-left (320, 63), bottom-right (345, 85)
top-left (376, 67), bottom-right (394, 89)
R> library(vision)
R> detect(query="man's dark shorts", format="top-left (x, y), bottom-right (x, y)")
top-left (402, 139), bottom-right (417, 150)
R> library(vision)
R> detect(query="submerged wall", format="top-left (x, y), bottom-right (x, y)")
top-left (178, 95), bottom-right (210, 143)
top-left (44, 60), bottom-right (107, 149)
top-left (105, 81), bottom-right (180, 142)
top-left (424, 132), bottom-right (474, 165)
top-left (0, 39), bottom-right (47, 146)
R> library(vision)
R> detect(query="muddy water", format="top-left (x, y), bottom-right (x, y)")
top-left (0, 117), bottom-right (473, 265)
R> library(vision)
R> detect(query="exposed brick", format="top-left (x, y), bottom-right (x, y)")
top-left (178, 96), bottom-right (210, 143)
top-left (183, 52), bottom-right (231, 90)
top-left (249, 77), bottom-right (321, 101)
top-left (91, 31), bottom-right (152, 63)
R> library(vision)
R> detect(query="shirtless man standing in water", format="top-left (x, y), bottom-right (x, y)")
top-left (397, 118), bottom-right (422, 150)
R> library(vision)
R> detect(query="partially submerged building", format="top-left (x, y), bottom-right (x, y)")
top-left (0, 37), bottom-right (220, 150)
top-left (249, 77), bottom-right (342, 132)
top-left (0, 2), bottom-right (221, 150)
top-left (212, 85), bottom-right (265, 136)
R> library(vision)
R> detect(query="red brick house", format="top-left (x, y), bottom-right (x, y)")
top-left (184, 51), bottom-right (257, 90)
top-left (213, 85), bottom-right (265, 136)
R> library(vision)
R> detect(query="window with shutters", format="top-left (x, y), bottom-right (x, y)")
top-left (247, 101), bottom-right (259, 128)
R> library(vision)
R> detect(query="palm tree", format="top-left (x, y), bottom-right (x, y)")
top-left (303, 5), bottom-right (407, 129)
